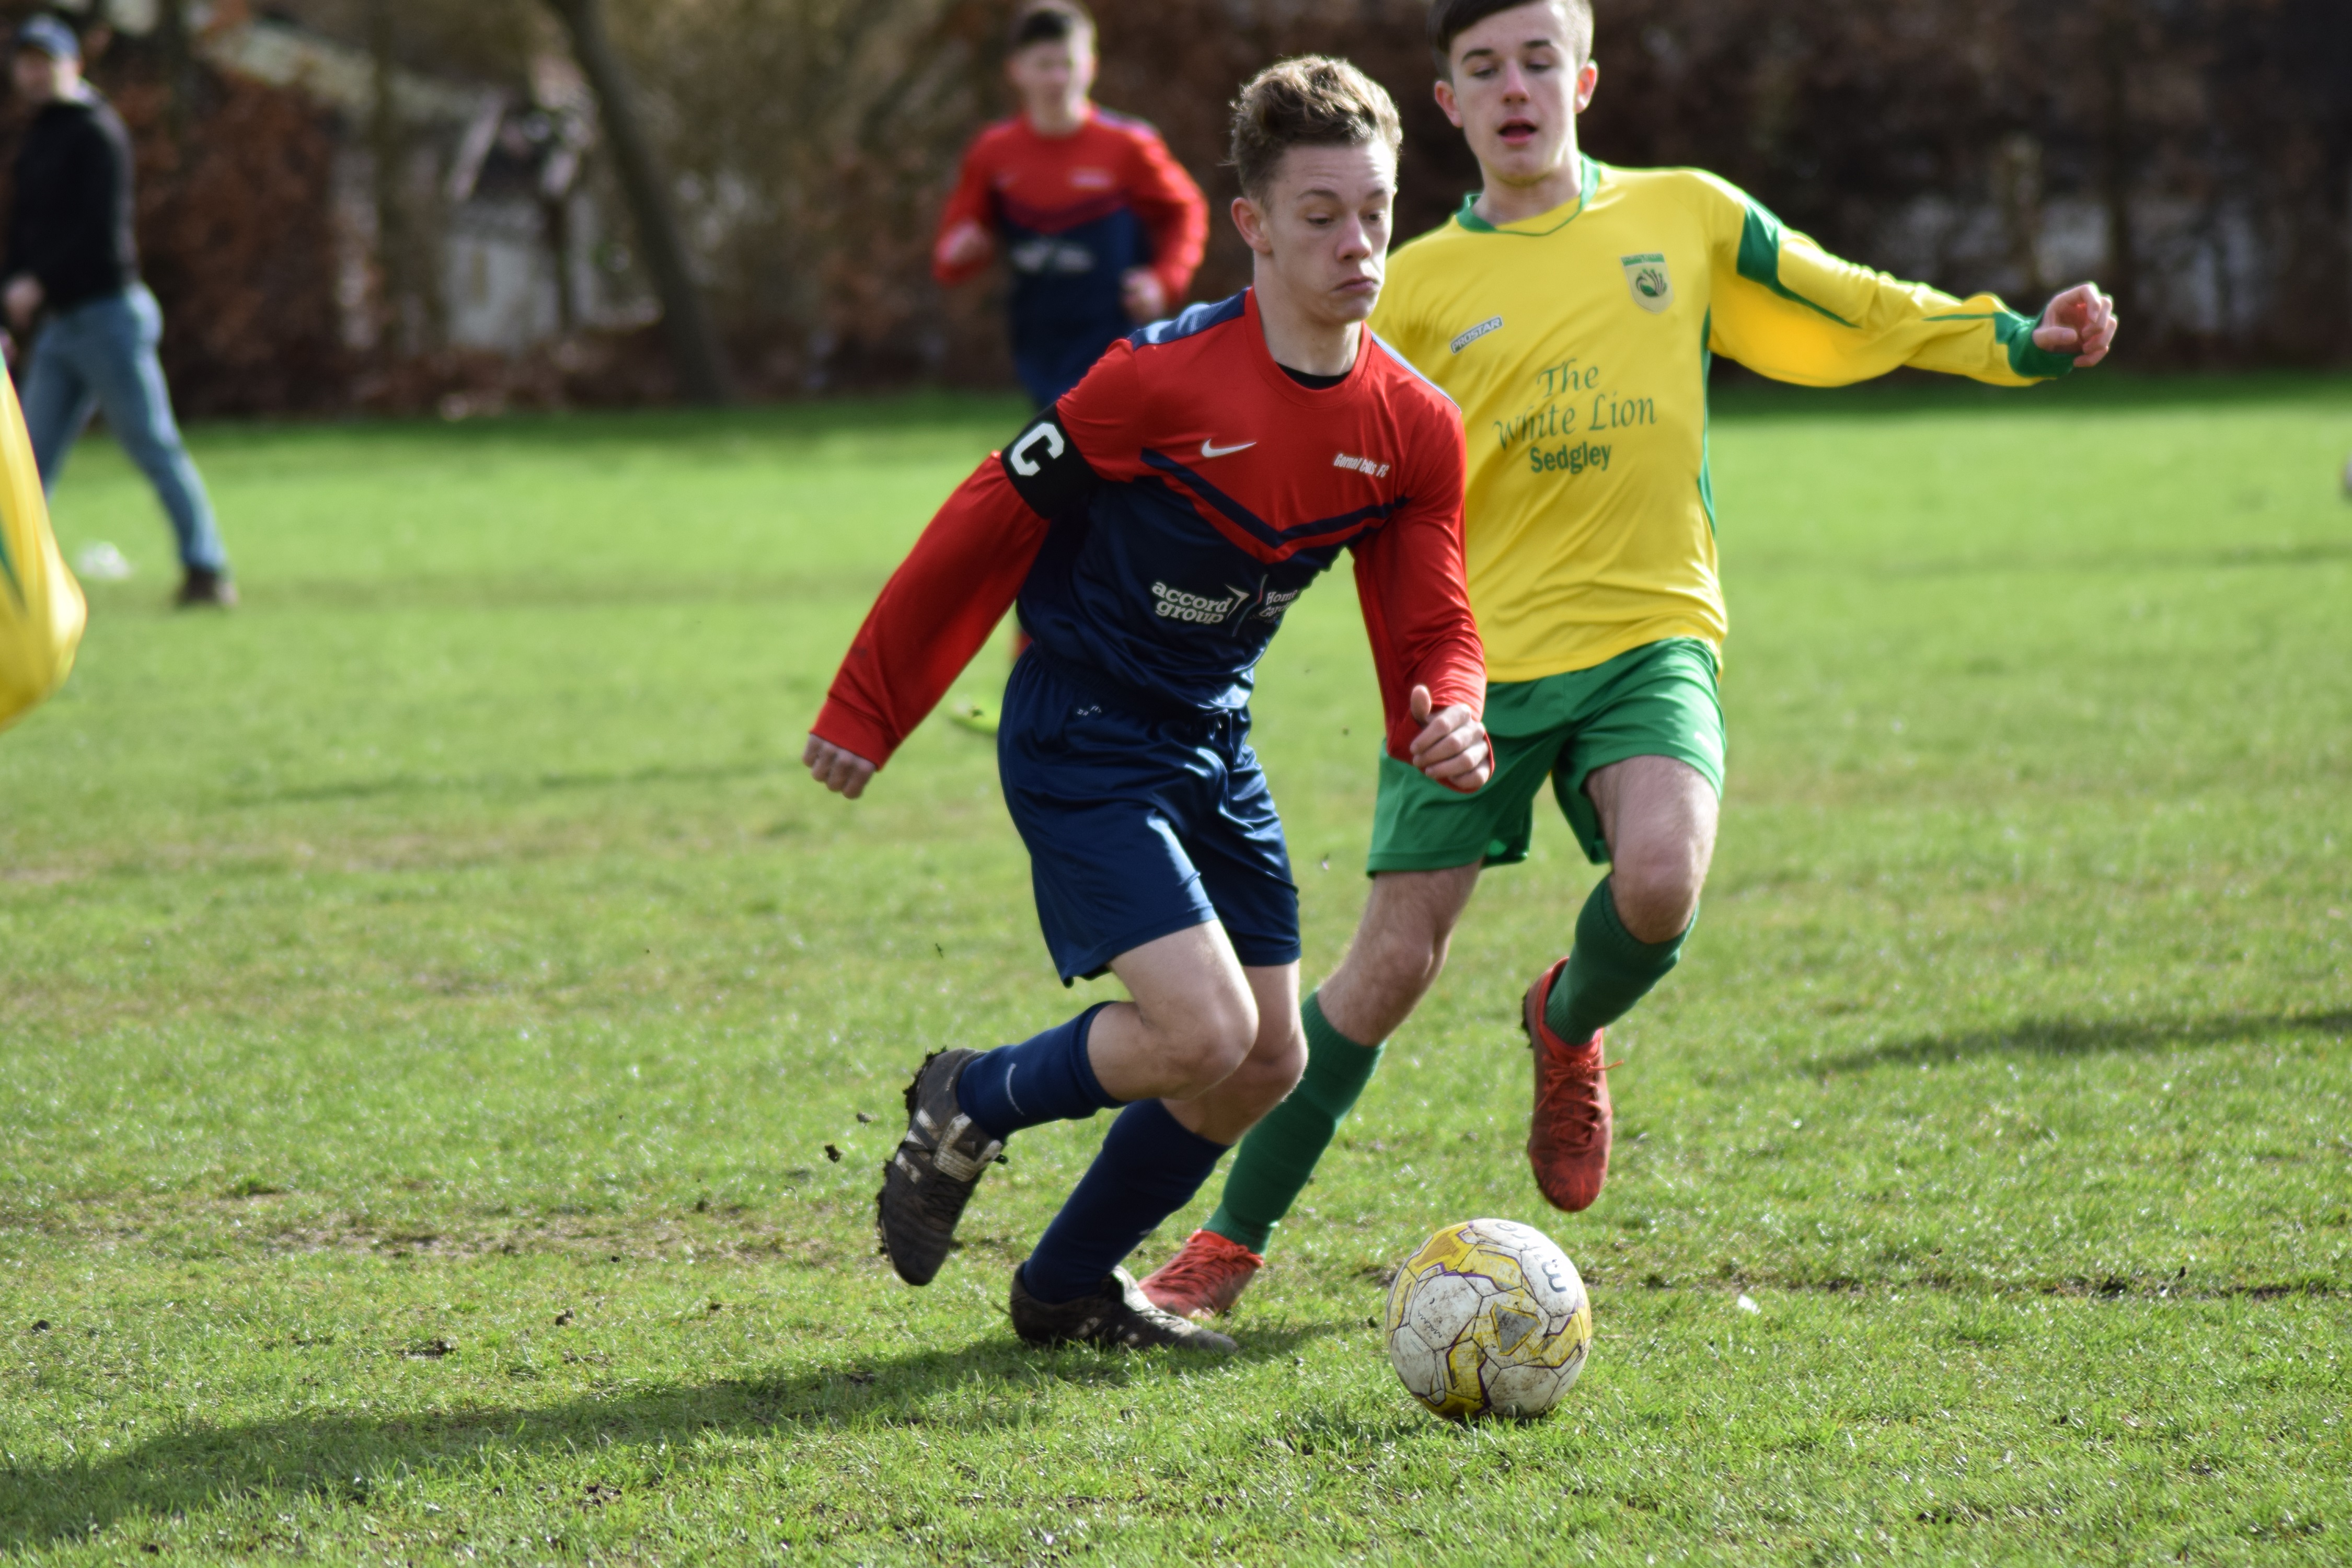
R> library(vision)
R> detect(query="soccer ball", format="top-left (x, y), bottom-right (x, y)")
top-left (1383, 1218), bottom-right (1593, 1421)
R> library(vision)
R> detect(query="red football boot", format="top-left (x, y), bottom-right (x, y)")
top-left (1138, 1229), bottom-right (1265, 1320)
top-left (1523, 958), bottom-right (1621, 1212)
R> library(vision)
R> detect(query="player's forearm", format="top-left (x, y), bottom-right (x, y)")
top-left (1141, 210), bottom-right (1206, 299)
top-left (810, 464), bottom-right (1047, 769)
top-left (1353, 532), bottom-right (1485, 759)
top-left (1389, 636), bottom-right (1485, 748)
top-left (1134, 170), bottom-right (1208, 299)
top-left (1721, 226), bottom-right (2073, 389)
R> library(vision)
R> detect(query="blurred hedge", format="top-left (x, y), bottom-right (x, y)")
top-left (6, 1), bottom-right (2347, 413)
top-left (893, 0), bottom-right (2352, 383)
top-left (0, 44), bottom-right (348, 417)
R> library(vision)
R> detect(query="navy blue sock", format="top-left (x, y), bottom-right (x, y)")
top-left (1020, 1099), bottom-right (1230, 1305)
top-left (954, 1002), bottom-right (1121, 1140)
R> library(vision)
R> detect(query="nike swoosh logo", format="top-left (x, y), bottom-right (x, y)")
top-left (1199, 439), bottom-right (1257, 459)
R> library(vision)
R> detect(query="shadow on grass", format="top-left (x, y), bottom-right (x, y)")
top-left (243, 757), bottom-right (786, 806)
top-left (0, 1321), bottom-right (1346, 1549)
top-left (1824, 1007), bottom-right (2352, 1074)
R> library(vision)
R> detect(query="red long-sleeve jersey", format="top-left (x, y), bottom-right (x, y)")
top-left (814, 290), bottom-right (1483, 777)
top-left (933, 108), bottom-right (1207, 305)
top-left (935, 108), bottom-right (1210, 405)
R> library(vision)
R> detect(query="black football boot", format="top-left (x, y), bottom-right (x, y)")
top-left (1009, 1265), bottom-right (1238, 1353)
top-left (875, 1048), bottom-right (1002, 1286)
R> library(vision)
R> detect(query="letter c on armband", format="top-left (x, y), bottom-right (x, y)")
top-left (1000, 408), bottom-right (1099, 518)
top-left (1009, 421), bottom-right (1064, 475)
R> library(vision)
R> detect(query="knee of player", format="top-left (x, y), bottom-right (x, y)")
top-left (1609, 857), bottom-right (1703, 944)
top-left (1251, 1020), bottom-right (1307, 1096)
top-left (1155, 997), bottom-right (1260, 1093)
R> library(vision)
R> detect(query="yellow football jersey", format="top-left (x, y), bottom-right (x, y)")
top-left (1370, 156), bottom-right (2074, 683)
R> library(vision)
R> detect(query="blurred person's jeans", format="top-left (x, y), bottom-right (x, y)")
top-left (22, 283), bottom-right (226, 572)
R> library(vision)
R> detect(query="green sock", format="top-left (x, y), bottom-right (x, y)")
top-left (1545, 874), bottom-right (1690, 1043)
top-left (1204, 991), bottom-right (1384, 1253)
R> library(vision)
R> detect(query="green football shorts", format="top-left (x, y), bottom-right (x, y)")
top-left (1367, 637), bottom-right (1725, 872)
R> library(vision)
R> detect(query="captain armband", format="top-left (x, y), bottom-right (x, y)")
top-left (999, 408), bottom-right (1100, 520)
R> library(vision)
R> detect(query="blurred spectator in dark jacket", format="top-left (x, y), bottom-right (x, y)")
top-left (5, 15), bottom-right (231, 607)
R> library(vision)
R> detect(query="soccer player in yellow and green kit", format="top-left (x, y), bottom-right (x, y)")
top-left (1138, 0), bottom-right (2119, 1319)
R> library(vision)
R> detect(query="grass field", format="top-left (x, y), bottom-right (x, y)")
top-left (1, 375), bottom-right (2347, 1564)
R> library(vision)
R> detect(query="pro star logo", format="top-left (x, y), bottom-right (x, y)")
top-left (1450, 316), bottom-right (1504, 354)
top-left (1622, 254), bottom-right (1673, 314)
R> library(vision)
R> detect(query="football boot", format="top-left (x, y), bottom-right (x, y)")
top-left (1010, 1264), bottom-right (1237, 1353)
top-left (1138, 1229), bottom-right (1265, 1319)
top-left (875, 1048), bottom-right (1002, 1286)
top-left (1523, 957), bottom-right (1621, 1213)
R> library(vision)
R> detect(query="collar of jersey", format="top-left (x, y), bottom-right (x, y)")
top-left (1242, 288), bottom-right (1370, 407)
top-left (1017, 103), bottom-right (1098, 143)
top-left (1453, 155), bottom-right (1602, 236)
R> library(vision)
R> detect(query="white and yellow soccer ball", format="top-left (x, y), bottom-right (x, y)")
top-left (1383, 1218), bottom-right (1593, 1421)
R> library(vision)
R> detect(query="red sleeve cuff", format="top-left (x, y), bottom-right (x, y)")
top-left (811, 696), bottom-right (899, 772)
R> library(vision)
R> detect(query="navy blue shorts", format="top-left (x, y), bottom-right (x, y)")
top-left (998, 654), bottom-right (1302, 984)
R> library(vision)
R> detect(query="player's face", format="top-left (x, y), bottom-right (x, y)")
top-left (1006, 37), bottom-right (1096, 117)
top-left (1436, 2), bottom-right (1599, 187)
top-left (1241, 142), bottom-right (1396, 327)
top-left (10, 49), bottom-right (65, 105)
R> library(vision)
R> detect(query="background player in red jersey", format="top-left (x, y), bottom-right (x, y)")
top-left (933, 1), bottom-right (1210, 408)
top-left (806, 58), bottom-right (1490, 1353)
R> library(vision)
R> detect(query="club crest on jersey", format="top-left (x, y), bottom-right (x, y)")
top-left (1621, 254), bottom-right (1673, 313)
top-left (1450, 316), bottom-right (1504, 354)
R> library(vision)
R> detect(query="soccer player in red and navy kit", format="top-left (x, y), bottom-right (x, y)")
top-left (807, 59), bottom-right (1491, 1352)
top-left (933, 2), bottom-right (1209, 408)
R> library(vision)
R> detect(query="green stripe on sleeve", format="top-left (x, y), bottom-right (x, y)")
top-left (1922, 309), bottom-right (2074, 380)
top-left (1736, 200), bottom-right (1853, 326)
top-left (1992, 308), bottom-right (2077, 379)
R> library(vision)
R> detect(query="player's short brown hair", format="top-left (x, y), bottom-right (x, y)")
top-left (1227, 56), bottom-right (1404, 200)
top-left (1009, 0), bottom-right (1093, 53)
top-left (1427, 0), bottom-right (1594, 77)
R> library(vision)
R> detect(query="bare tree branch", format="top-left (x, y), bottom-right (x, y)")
top-left (540, 0), bottom-right (732, 404)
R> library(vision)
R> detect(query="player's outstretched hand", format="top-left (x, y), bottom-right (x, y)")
top-left (1121, 267), bottom-right (1169, 324)
top-left (936, 220), bottom-right (993, 272)
top-left (3, 274), bottom-right (40, 334)
top-left (2034, 282), bottom-right (2118, 368)
top-left (1407, 684), bottom-right (1492, 794)
top-left (803, 734), bottom-right (878, 800)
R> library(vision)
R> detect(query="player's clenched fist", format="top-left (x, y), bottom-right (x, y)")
top-left (803, 734), bottom-right (877, 799)
top-left (1406, 683), bottom-right (1491, 794)
top-left (2033, 282), bottom-right (2119, 368)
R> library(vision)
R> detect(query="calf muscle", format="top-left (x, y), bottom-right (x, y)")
top-left (1165, 962), bottom-right (1307, 1145)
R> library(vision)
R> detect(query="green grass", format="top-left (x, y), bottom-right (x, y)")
top-left (1, 376), bottom-right (2347, 1564)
